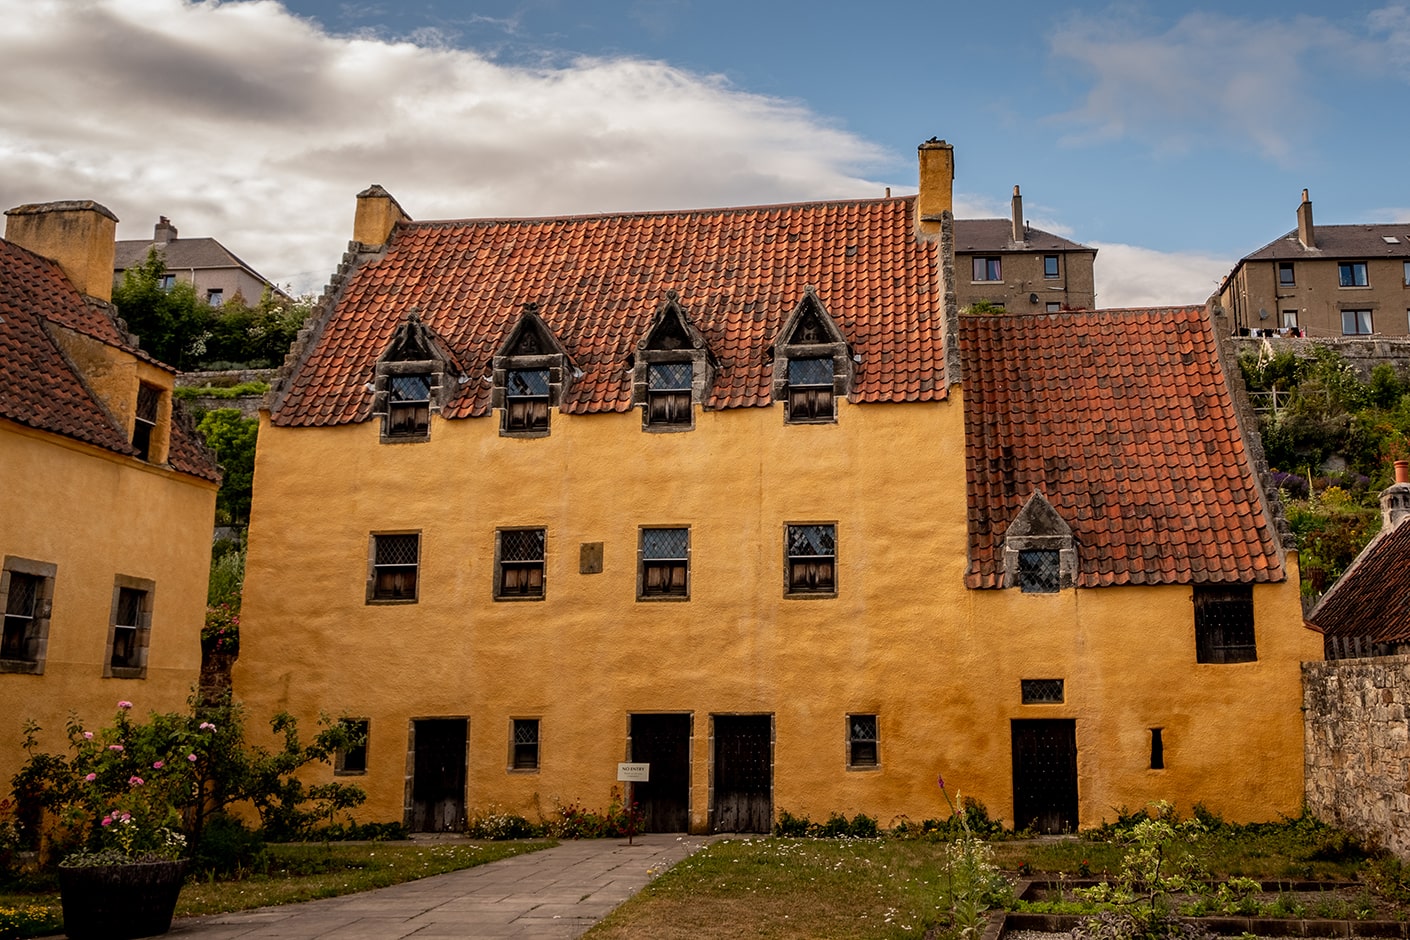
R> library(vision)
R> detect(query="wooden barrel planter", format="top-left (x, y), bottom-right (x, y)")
top-left (58, 859), bottom-right (188, 939)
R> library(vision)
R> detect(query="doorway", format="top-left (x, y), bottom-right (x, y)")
top-left (629, 713), bottom-right (691, 832)
top-left (408, 718), bottom-right (467, 832)
top-left (711, 714), bottom-right (772, 833)
top-left (1011, 719), bottom-right (1077, 834)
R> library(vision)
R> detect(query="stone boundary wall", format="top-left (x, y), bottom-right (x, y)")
top-left (1231, 336), bottom-right (1410, 379)
top-left (175, 369), bottom-right (277, 419)
top-left (1303, 656), bottom-right (1410, 858)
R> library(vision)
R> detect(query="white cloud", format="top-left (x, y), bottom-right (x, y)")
top-left (1091, 243), bottom-right (1233, 309)
top-left (0, 0), bottom-right (887, 293)
top-left (1048, 7), bottom-right (1408, 160)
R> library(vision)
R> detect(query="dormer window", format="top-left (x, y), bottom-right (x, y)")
top-left (633, 292), bottom-right (714, 432)
top-left (372, 313), bottom-right (455, 444)
top-left (494, 304), bottom-right (571, 438)
top-left (132, 383), bottom-right (161, 461)
top-left (387, 374), bottom-right (431, 438)
top-left (771, 288), bottom-right (852, 426)
top-left (1002, 491), bottom-right (1077, 592)
top-left (505, 369), bottom-right (551, 432)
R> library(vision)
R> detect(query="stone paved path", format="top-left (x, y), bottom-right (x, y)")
top-left (163, 834), bottom-right (717, 939)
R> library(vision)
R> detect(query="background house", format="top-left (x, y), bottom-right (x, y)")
top-left (234, 142), bottom-right (1316, 835)
top-left (0, 200), bottom-right (219, 786)
top-left (954, 186), bottom-right (1097, 312)
top-left (113, 216), bottom-right (287, 307)
top-left (1218, 190), bottom-right (1410, 337)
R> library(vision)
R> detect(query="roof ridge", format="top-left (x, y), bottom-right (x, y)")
top-left (402, 194), bottom-right (914, 229)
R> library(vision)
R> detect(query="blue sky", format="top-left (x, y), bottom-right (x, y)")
top-left (2, 0), bottom-right (1406, 305)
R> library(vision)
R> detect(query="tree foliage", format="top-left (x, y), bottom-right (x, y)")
top-left (111, 248), bottom-right (309, 371)
top-left (196, 409), bottom-right (258, 526)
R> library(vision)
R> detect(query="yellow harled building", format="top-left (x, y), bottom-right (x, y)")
top-left (0, 201), bottom-right (220, 784)
top-left (237, 142), bottom-right (1320, 834)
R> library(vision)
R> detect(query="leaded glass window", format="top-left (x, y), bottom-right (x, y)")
top-left (786, 524), bottom-right (836, 594)
top-left (787, 357), bottom-right (834, 423)
top-left (387, 374), bottom-right (430, 437)
top-left (111, 587), bottom-right (145, 669)
top-left (848, 714), bottom-right (878, 767)
top-left (498, 528), bottom-right (546, 598)
top-left (646, 362), bottom-right (692, 426)
top-left (641, 528), bottom-right (689, 598)
top-left (1021, 679), bottom-right (1065, 704)
top-left (505, 369), bottom-right (550, 432)
top-left (512, 719), bottom-right (540, 770)
top-left (1, 573), bottom-right (39, 662)
top-left (1018, 549), bottom-right (1060, 594)
top-left (372, 534), bottom-right (419, 601)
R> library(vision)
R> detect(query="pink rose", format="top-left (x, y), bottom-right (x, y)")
top-left (152, 761), bottom-right (163, 769)
top-left (187, 754), bottom-right (197, 762)
top-left (108, 745), bottom-right (123, 752)
top-left (129, 776), bottom-right (144, 786)
top-left (83, 731), bottom-right (94, 740)
top-left (117, 701), bottom-right (133, 709)
top-left (101, 816), bottom-right (113, 827)
top-left (199, 722), bottom-right (217, 731)
top-left (120, 812), bottom-right (131, 822)
top-left (85, 773), bottom-right (96, 782)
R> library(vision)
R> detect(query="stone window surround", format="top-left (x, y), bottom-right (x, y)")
top-left (846, 713), bottom-right (879, 770)
top-left (105, 574), bottom-right (155, 680)
top-left (366, 531), bottom-right (421, 605)
top-left (770, 290), bottom-right (853, 426)
top-left (494, 527), bottom-right (548, 602)
top-left (1001, 492), bottom-right (1078, 592)
top-left (335, 717), bottom-right (370, 775)
top-left (632, 292), bottom-right (716, 433)
top-left (372, 361), bottom-right (447, 444)
top-left (783, 521), bottom-right (838, 599)
top-left (637, 525), bottom-right (690, 602)
top-left (509, 717), bottom-right (541, 772)
top-left (0, 557), bottom-right (57, 676)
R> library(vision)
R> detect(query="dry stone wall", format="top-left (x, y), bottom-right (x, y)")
top-left (1304, 656), bottom-right (1410, 857)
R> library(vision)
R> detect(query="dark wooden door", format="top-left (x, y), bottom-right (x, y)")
top-left (1011, 719), bottom-right (1077, 834)
top-left (712, 715), bottom-right (772, 833)
top-left (630, 714), bottom-right (691, 832)
top-left (410, 719), bottom-right (467, 832)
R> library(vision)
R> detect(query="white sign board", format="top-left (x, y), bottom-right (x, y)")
top-left (617, 762), bottom-right (650, 782)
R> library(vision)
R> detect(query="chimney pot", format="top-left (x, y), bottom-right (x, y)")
top-left (1381, 459), bottom-right (1410, 528)
top-left (1397, 460), bottom-right (1408, 485)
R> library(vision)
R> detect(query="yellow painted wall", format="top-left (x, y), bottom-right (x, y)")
top-left (0, 421), bottom-right (216, 783)
top-left (46, 323), bottom-right (174, 464)
top-left (236, 388), bottom-right (1319, 832)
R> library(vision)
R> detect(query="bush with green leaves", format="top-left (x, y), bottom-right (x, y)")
top-left (465, 810), bottom-right (543, 840)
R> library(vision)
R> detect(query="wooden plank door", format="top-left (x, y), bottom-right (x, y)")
top-left (630, 713), bottom-right (691, 832)
top-left (410, 718), bottom-right (467, 832)
top-left (712, 714), bottom-right (772, 833)
top-left (1011, 719), bottom-right (1077, 834)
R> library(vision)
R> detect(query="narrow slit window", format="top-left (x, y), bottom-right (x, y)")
top-left (132, 383), bottom-right (161, 461)
top-left (1150, 728), bottom-right (1165, 770)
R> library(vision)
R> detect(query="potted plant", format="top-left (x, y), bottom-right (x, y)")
top-left (25, 701), bottom-right (215, 940)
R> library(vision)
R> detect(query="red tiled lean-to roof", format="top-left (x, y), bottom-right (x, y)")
top-left (273, 196), bottom-right (943, 426)
top-left (1306, 520), bottom-right (1410, 643)
top-left (961, 306), bottom-right (1284, 589)
top-left (0, 238), bottom-right (219, 482)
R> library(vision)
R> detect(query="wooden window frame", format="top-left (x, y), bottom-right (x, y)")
top-left (1194, 584), bottom-right (1257, 664)
top-left (510, 718), bottom-right (540, 771)
top-left (105, 575), bottom-right (155, 679)
top-left (847, 714), bottom-right (878, 769)
top-left (132, 382), bottom-right (163, 462)
top-left (638, 527), bottom-right (690, 601)
top-left (367, 532), bottom-right (420, 604)
top-left (335, 718), bottom-right (370, 775)
top-left (784, 523), bottom-right (837, 598)
top-left (495, 528), bottom-right (547, 601)
top-left (0, 557), bottom-right (56, 675)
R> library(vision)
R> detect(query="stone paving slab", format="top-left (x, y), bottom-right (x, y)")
top-left (164, 834), bottom-right (717, 939)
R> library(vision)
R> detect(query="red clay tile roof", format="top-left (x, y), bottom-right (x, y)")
top-left (961, 306), bottom-right (1285, 588)
top-left (273, 196), bottom-right (943, 425)
top-left (1306, 514), bottom-right (1410, 642)
top-left (0, 238), bottom-right (219, 482)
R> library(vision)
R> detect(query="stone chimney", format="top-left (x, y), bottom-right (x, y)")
top-left (4, 200), bottom-right (118, 302)
top-left (1296, 189), bottom-right (1315, 250)
top-left (915, 139), bottom-right (954, 239)
top-left (1381, 460), bottom-right (1410, 529)
top-left (1011, 185), bottom-right (1024, 244)
top-left (154, 216), bottom-right (177, 245)
top-left (354, 185), bottom-right (411, 247)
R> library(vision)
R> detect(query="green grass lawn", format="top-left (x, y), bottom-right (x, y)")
top-left (0, 840), bottom-right (553, 939)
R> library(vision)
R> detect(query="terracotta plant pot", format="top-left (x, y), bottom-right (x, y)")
top-left (58, 858), bottom-right (188, 939)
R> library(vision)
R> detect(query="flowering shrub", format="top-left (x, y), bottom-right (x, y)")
top-left (549, 788), bottom-right (639, 839)
top-left (464, 809), bottom-right (543, 840)
top-left (202, 604), bottom-right (240, 655)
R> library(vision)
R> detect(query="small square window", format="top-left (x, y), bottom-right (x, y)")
top-left (1282, 310), bottom-right (1299, 329)
top-left (106, 576), bottom-right (154, 678)
top-left (786, 524), bottom-right (836, 595)
top-left (1021, 679), bottom-right (1065, 704)
top-left (497, 528), bottom-right (546, 599)
top-left (206, 289), bottom-right (224, 307)
top-left (1043, 255), bottom-right (1060, 279)
top-left (786, 357), bottom-right (835, 423)
top-left (386, 374), bottom-right (431, 438)
top-left (646, 362), bottom-right (693, 427)
top-left (1194, 584), bottom-right (1256, 663)
top-left (848, 714), bottom-right (878, 767)
top-left (1277, 262), bottom-right (1295, 286)
top-left (972, 256), bottom-right (1002, 281)
top-left (1018, 549), bottom-right (1060, 593)
top-left (1045, 302), bottom-right (1062, 313)
top-left (1338, 262), bottom-right (1369, 287)
top-left (159, 274), bottom-right (176, 289)
top-left (335, 718), bottom-right (369, 775)
top-left (132, 383), bottom-right (162, 461)
top-left (369, 533), bottom-right (419, 602)
top-left (640, 528), bottom-right (689, 599)
top-left (505, 369), bottom-right (551, 433)
top-left (1342, 310), bottom-right (1373, 335)
top-left (511, 718), bottom-right (540, 770)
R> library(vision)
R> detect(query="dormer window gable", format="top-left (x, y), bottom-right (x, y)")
top-left (771, 287), bottom-right (852, 425)
top-left (492, 304), bottom-right (572, 438)
top-left (632, 291), bottom-right (715, 432)
top-left (1002, 490), bottom-right (1077, 593)
top-left (371, 311), bottom-right (456, 443)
